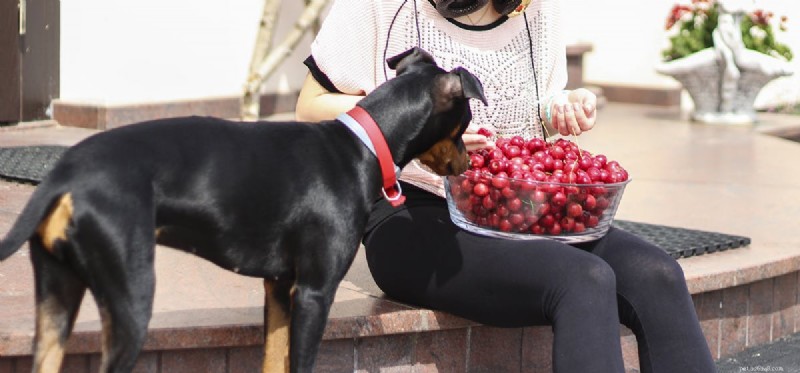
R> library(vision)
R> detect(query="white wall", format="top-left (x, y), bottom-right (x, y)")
top-left (60, 0), bottom-right (315, 104)
top-left (60, 0), bottom-right (800, 108)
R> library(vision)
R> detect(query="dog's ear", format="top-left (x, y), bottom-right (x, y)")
top-left (433, 68), bottom-right (488, 113)
top-left (452, 67), bottom-right (488, 106)
top-left (387, 47), bottom-right (436, 75)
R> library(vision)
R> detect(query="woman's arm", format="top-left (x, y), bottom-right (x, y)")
top-left (295, 74), bottom-right (365, 122)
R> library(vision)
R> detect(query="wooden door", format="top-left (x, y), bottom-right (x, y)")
top-left (0, 0), bottom-right (21, 123)
top-left (0, 0), bottom-right (59, 125)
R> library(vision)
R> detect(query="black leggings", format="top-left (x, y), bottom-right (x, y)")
top-left (363, 203), bottom-right (717, 373)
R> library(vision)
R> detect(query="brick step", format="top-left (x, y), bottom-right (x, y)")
top-left (0, 325), bottom-right (640, 373)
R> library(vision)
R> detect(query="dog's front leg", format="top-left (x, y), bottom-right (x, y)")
top-left (286, 282), bottom-right (338, 373)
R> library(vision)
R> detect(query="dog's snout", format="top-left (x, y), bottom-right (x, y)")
top-left (450, 151), bottom-right (469, 175)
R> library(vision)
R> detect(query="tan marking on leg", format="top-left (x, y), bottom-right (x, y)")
top-left (33, 298), bottom-right (67, 373)
top-left (263, 281), bottom-right (291, 373)
top-left (97, 307), bottom-right (113, 372)
top-left (36, 193), bottom-right (74, 253)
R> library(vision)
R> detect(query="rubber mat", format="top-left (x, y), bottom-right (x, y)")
top-left (0, 146), bottom-right (69, 184)
top-left (613, 220), bottom-right (750, 259)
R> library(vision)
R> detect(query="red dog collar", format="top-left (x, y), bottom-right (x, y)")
top-left (342, 106), bottom-right (406, 207)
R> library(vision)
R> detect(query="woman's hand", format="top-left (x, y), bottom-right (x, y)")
top-left (462, 124), bottom-right (495, 151)
top-left (550, 88), bottom-right (597, 136)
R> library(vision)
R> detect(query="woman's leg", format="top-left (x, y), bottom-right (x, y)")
top-left (363, 205), bottom-right (626, 373)
top-left (581, 228), bottom-right (717, 373)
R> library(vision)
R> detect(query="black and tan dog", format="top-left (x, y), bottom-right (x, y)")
top-left (0, 47), bottom-right (486, 373)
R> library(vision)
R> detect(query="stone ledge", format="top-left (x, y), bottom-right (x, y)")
top-left (588, 82), bottom-right (682, 107)
top-left (51, 93), bottom-right (298, 130)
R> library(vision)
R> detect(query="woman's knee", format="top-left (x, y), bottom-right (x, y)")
top-left (562, 256), bottom-right (617, 298)
top-left (645, 254), bottom-right (687, 289)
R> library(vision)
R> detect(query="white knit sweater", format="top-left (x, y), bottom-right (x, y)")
top-left (311, 0), bottom-right (568, 197)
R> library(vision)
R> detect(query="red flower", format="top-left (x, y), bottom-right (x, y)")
top-left (665, 4), bottom-right (692, 30)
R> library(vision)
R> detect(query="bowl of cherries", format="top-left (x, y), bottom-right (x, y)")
top-left (444, 135), bottom-right (630, 243)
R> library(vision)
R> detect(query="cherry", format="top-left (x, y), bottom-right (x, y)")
top-left (566, 202), bottom-right (583, 218)
top-left (470, 154), bottom-right (485, 169)
top-left (473, 183), bottom-right (489, 197)
top-left (491, 173), bottom-right (510, 189)
top-left (551, 192), bottom-right (567, 207)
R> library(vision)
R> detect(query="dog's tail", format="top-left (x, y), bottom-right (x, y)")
top-left (0, 184), bottom-right (65, 261)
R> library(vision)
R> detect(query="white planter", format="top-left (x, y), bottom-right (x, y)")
top-left (656, 48), bottom-right (793, 125)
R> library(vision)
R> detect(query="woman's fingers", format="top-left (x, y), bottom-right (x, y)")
top-left (462, 133), bottom-right (495, 151)
top-left (555, 103), bottom-right (580, 136)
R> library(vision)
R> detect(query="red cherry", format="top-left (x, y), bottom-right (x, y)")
top-left (579, 156), bottom-right (594, 170)
top-left (477, 127), bottom-right (493, 138)
top-left (488, 148), bottom-right (505, 161)
top-left (595, 154), bottom-right (607, 167)
top-left (586, 215), bottom-right (600, 228)
top-left (566, 202), bottom-right (583, 218)
top-left (539, 214), bottom-right (555, 228)
top-left (583, 194), bottom-right (597, 210)
top-left (470, 154), bottom-right (485, 169)
top-left (560, 216), bottom-right (575, 232)
top-left (504, 145), bottom-right (521, 158)
top-left (549, 145), bottom-right (565, 160)
top-left (491, 174), bottom-right (510, 189)
top-left (501, 186), bottom-right (517, 199)
top-left (488, 159), bottom-right (505, 174)
top-left (507, 198), bottom-right (523, 212)
top-left (473, 183), bottom-right (489, 197)
top-left (551, 192), bottom-right (567, 207)
top-left (496, 204), bottom-right (510, 217)
top-left (481, 195), bottom-right (495, 210)
top-left (495, 137), bottom-right (510, 148)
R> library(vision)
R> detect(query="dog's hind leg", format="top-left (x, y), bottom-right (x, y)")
top-left (70, 195), bottom-right (157, 373)
top-left (90, 251), bottom-right (155, 373)
top-left (91, 244), bottom-right (155, 373)
top-left (29, 239), bottom-right (87, 373)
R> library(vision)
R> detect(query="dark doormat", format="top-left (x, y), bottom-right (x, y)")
top-left (0, 145), bottom-right (752, 259)
top-left (613, 220), bottom-right (751, 259)
top-left (716, 332), bottom-right (800, 373)
top-left (0, 145), bottom-right (69, 184)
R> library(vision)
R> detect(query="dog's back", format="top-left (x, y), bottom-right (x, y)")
top-left (1, 116), bottom-right (377, 267)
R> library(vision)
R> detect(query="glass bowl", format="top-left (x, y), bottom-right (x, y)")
top-left (444, 171), bottom-right (631, 243)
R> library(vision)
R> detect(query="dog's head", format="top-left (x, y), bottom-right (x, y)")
top-left (360, 47), bottom-right (487, 176)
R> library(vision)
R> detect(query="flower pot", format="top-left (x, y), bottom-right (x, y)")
top-left (656, 48), bottom-right (793, 125)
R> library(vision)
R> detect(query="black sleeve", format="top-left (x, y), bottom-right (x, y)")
top-left (303, 55), bottom-right (343, 94)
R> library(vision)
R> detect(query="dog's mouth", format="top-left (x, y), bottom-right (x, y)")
top-left (417, 140), bottom-right (469, 176)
